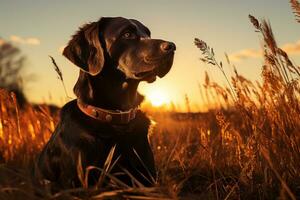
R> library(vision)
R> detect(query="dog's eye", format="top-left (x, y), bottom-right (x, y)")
top-left (124, 32), bottom-right (131, 38)
top-left (123, 32), bottom-right (136, 39)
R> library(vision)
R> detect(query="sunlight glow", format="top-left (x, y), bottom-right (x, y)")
top-left (146, 89), bottom-right (170, 107)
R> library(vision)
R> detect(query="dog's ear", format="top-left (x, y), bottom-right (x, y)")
top-left (63, 19), bottom-right (106, 76)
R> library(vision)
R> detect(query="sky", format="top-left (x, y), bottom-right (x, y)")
top-left (0, 0), bottom-right (300, 111)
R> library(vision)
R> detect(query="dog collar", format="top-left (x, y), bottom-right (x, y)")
top-left (77, 100), bottom-right (138, 124)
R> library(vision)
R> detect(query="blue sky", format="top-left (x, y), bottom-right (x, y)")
top-left (1, 0), bottom-right (299, 110)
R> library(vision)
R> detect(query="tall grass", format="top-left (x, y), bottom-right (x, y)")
top-left (192, 14), bottom-right (300, 199)
top-left (0, 12), bottom-right (300, 200)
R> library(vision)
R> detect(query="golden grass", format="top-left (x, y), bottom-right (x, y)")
top-left (0, 15), bottom-right (300, 200)
top-left (290, 0), bottom-right (300, 23)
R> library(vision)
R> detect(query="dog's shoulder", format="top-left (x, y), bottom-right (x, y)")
top-left (59, 100), bottom-right (117, 141)
top-left (53, 100), bottom-right (95, 145)
top-left (59, 99), bottom-right (88, 129)
top-left (114, 110), bottom-right (152, 139)
top-left (60, 99), bottom-right (78, 119)
top-left (133, 110), bottom-right (151, 129)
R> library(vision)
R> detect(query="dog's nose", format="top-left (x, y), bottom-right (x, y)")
top-left (160, 42), bottom-right (176, 52)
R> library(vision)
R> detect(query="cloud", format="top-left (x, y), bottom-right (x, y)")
top-left (26, 37), bottom-right (40, 45)
top-left (10, 35), bottom-right (40, 45)
top-left (281, 40), bottom-right (300, 55)
top-left (58, 45), bottom-right (66, 53)
top-left (10, 35), bottom-right (23, 43)
top-left (0, 38), bottom-right (5, 46)
top-left (228, 39), bottom-right (300, 62)
top-left (228, 49), bottom-right (262, 62)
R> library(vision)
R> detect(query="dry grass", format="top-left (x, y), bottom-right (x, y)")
top-left (290, 0), bottom-right (300, 23)
top-left (0, 14), bottom-right (300, 200)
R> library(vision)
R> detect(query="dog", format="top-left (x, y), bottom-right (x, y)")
top-left (36, 17), bottom-right (175, 189)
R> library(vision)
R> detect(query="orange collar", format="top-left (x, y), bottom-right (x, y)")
top-left (77, 100), bottom-right (138, 124)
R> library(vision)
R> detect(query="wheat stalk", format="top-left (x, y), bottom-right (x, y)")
top-left (290, 0), bottom-right (300, 23)
top-left (194, 38), bottom-right (237, 101)
top-left (49, 56), bottom-right (70, 99)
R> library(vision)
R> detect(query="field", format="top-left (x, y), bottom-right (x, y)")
top-left (0, 13), bottom-right (300, 200)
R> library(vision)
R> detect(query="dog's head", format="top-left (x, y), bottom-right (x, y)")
top-left (63, 17), bottom-right (176, 83)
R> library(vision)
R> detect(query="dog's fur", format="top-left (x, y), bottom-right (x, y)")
top-left (36, 17), bottom-right (175, 188)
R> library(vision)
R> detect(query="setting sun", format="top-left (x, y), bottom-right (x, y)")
top-left (146, 89), bottom-right (170, 107)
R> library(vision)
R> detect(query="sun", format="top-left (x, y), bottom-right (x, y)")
top-left (146, 89), bottom-right (170, 107)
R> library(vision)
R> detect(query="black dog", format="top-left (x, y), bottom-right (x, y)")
top-left (36, 17), bottom-right (175, 188)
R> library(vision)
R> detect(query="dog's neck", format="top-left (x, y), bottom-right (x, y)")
top-left (74, 70), bottom-right (143, 111)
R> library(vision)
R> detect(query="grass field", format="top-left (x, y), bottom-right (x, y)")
top-left (0, 13), bottom-right (300, 200)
